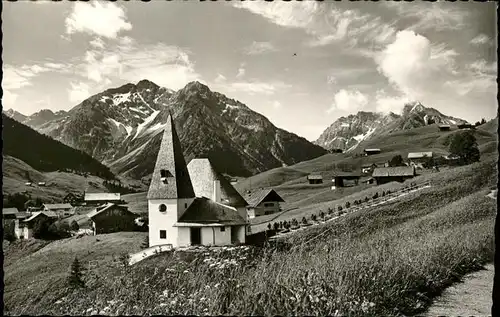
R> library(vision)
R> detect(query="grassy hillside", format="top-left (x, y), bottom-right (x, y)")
top-left (2, 155), bottom-right (111, 203)
top-left (4, 159), bottom-right (495, 316)
top-left (2, 114), bottom-right (115, 179)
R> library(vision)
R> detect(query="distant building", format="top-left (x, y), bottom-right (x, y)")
top-left (244, 188), bottom-right (285, 218)
top-left (87, 203), bottom-right (137, 235)
top-left (407, 152), bottom-right (433, 166)
top-left (84, 192), bottom-right (121, 205)
top-left (457, 123), bottom-right (475, 130)
top-left (37, 182), bottom-right (46, 186)
top-left (332, 172), bottom-right (361, 188)
top-left (364, 148), bottom-right (381, 156)
top-left (63, 193), bottom-right (82, 204)
top-left (372, 166), bottom-right (416, 185)
top-left (25, 182), bottom-right (32, 186)
top-left (438, 125), bottom-right (451, 131)
top-left (307, 174), bottom-right (323, 184)
top-left (43, 203), bottom-right (74, 218)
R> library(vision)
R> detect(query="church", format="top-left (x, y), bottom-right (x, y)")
top-left (147, 113), bottom-right (248, 248)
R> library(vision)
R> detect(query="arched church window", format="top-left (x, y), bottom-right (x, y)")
top-left (159, 204), bottom-right (167, 212)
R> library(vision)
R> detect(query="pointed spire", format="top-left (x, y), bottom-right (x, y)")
top-left (147, 114), bottom-right (195, 199)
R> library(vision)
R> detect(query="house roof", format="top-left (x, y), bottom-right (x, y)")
top-left (43, 203), bottom-right (73, 209)
top-left (16, 212), bottom-right (32, 219)
top-left (24, 211), bottom-right (58, 222)
top-left (187, 158), bottom-right (248, 208)
top-left (87, 203), bottom-right (134, 219)
top-left (3, 207), bottom-right (19, 215)
top-left (438, 124), bottom-right (450, 128)
top-left (307, 174), bottom-right (323, 180)
top-left (372, 166), bottom-right (415, 177)
top-left (176, 197), bottom-right (247, 225)
top-left (408, 152), bottom-right (433, 159)
top-left (364, 148), bottom-right (381, 152)
top-left (84, 193), bottom-right (121, 201)
top-left (244, 188), bottom-right (285, 208)
top-left (147, 114), bottom-right (196, 200)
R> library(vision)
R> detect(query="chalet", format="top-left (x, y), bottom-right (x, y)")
top-left (22, 211), bottom-right (58, 239)
top-left (332, 172), bottom-right (361, 188)
top-left (43, 203), bottom-right (74, 218)
top-left (147, 113), bottom-right (248, 249)
top-left (438, 125), bottom-right (451, 131)
top-left (87, 203), bottom-right (137, 235)
top-left (407, 152), bottom-right (433, 166)
top-left (372, 166), bottom-right (416, 185)
top-left (364, 148), bottom-right (381, 156)
top-left (84, 192), bottom-right (121, 205)
top-left (244, 188), bottom-right (285, 218)
top-left (3, 208), bottom-right (33, 239)
top-left (307, 174), bottom-right (323, 184)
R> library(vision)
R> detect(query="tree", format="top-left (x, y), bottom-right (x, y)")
top-left (389, 155), bottom-right (405, 167)
top-left (68, 257), bottom-right (85, 288)
top-left (70, 220), bottom-right (80, 232)
top-left (338, 206), bottom-right (343, 212)
top-left (449, 131), bottom-right (480, 165)
top-left (345, 201), bottom-right (351, 209)
top-left (273, 222), bottom-right (279, 231)
top-left (301, 217), bottom-right (308, 225)
top-left (327, 207), bottom-right (333, 215)
top-left (319, 211), bottom-right (325, 220)
top-left (481, 118), bottom-right (486, 125)
top-left (311, 214), bottom-right (317, 222)
top-left (267, 223), bottom-right (272, 231)
top-left (475, 121), bottom-right (481, 127)
top-left (33, 217), bottom-right (53, 239)
top-left (373, 192), bottom-right (379, 199)
top-left (365, 197), bottom-right (369, 203)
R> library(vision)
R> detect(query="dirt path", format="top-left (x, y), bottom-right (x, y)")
top-left (424, 264), bottom-right (494, 316)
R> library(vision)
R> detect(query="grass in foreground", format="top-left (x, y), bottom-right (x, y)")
top-left (4, 159), bottom-right (496, 316)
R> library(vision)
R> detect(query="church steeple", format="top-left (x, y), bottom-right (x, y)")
top-left (147, 114), bottom-right (195, 199)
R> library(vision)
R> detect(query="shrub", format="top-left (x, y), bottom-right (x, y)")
top-left (68, 257), bottom-right (84, 288)
top-left (373, 192), bottom-right (379, 199)
top-left (327, 207), bottom-right (333, 214)
top-left (273, 222), bottom-right (279, 231)
top-left (311, 214), bottom-right (317, 222)
top-left (338, 206), bottom-right (343, 211)
top-left (292, 218), bottom-right (298, 227)
top-left (365, 197), bottom-right (369, 203)
top-left (267, 223), bottom-right (272, 231)
top-left (319, 211), bottom-right (325, 220)
top-left (141, 236), bottom-right (149, 249)
top-left (382, 191), bottom-right (386, 197)
top-left (301, 217), bottom-right (308, 225)
top-left (345, 201), bottom-right (351, 209)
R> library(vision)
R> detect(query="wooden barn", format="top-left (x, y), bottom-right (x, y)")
top-left (22, 211), bottom-right (58, 239)
top-left (364, 148), bottom-right (381, 156)
top-left (372, 166), bottom-right (416, 185)
top-left (307, 174), bottom-right (323, 184)
top-left (332, 173), bottom-right (361, 188)
top-left (407, 152), bottom-right (433, 166)
top-left (87, 203), bottom-right (137, 235)
top-left (84, 192), bottom-right (121, 206)
top-left (438, 124), bottom-right (451, 131)
top-left (244, 188), bottom-right (285, 218)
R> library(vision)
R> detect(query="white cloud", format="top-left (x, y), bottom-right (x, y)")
top-left (2, 89), bottom-right (19, 109)
top-left (327, 75), bottom-right (337, 85)
top-left (327, 89), bottom-right (368, 113)
top-left (470, 33), bottom-right (491, 45)
top-left (214, 73), bottom-right (227, 84)
top-left (90, 37), bottom-right (106, 49)
top-left (65, 1), bottom-right (132, 38)
top-left (227, 81), bottom-right (291, 96)
top-left (384, 1), bottom-right (469, 32)
top-left (272, 101), bottom-right (282, 108)
top-left (468, 59), bottom-right (497, 74)
top-left (374, 91), bottom-right (410, 114)
top-left (68, 82), bottom-right (90, 104)
top-left (236, 64), bottom-right (246, 79)
top-left (243, 41), bottom-right (278, 55)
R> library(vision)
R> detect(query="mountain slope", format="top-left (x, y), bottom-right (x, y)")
top-left (3, 109), bottom-right (27, 123)
top-left (315, 102), bottom-right (468, 151)
top-left (2, 114), bottom-right (115, 179)
top-left (24, 80), bottom-right (327, 179)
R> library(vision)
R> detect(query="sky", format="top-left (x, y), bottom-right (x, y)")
top-left (2, 0), bottom-right (497, 141)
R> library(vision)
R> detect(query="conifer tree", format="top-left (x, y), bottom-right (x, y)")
top-left (68, 257), bottom-right (85, 288)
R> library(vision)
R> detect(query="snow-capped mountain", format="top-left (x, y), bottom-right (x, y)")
top-left (315, 102), bottom-right (468, 151)
top-left (23, 80), bottom-right (327, 179)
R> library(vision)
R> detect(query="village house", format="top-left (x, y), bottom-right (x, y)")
top-left (438, 124), bottom-right (451, 131)
top-left (244, 188), bottom-right (285, 218)
top-left (3, 208), bottom-right (33, 239)
top-left (332, 172), bottom-right (361, 188)
top-left (43, 203), bottom-right (74, 218)
top-left (37, 182), bottom-right (46, 186)
top-left (364, 148), bottom-right (382, 156)
top-left (22, 211), bottom-right (58, 239)
top-left (147, 114), bottom-right (248, 249)
top-left (63, 192), bottom-right (82, 204)
top-left (307, 174), bottom-right (323, 184)
top-left (84, 192), bottom-right (121, 206)
top-left (372, 166), bottom-right (416, 185)
top-left (407, 152), bottom-right (433, 168)
top-left (87, 203), bottom-right (137, 235)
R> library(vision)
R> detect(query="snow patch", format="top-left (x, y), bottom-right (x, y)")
top-left (449, 119), bottom-right (456, 124)
top-left (221, 103), bottom-right (240, 115)
top-left (100, 96), bottom-right (111, 103)
top-left (341, 123), bottom-right (350, 128)
top-left (129, 107), bottom-right (147, 115)
top-left (107, 118), bottom-right (122, 129)
top-left (133, 110), bottom-right (160, 140)
top-left (112, 92), bottom-right (131, 105)
top-left (137, 92), bottom-right (154, 111)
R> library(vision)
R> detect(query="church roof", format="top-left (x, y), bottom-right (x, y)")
top-left (176, 197), bottom-right (247, 225)
top-left (187, 158), bottom-right (248, 207)
top-left (147, 114), bottom-right (195, 199)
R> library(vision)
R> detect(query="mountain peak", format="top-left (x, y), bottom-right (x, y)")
top-left (184, 81), bottom-right (210, 92)
top-left (136, 79), bottom-right (159, 90)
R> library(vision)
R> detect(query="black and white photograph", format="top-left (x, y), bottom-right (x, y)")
top-left (1, 0), bottom-right (498, 315)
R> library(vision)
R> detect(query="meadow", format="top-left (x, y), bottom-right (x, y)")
top-left (4, 158), bottom-right (496, 316)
